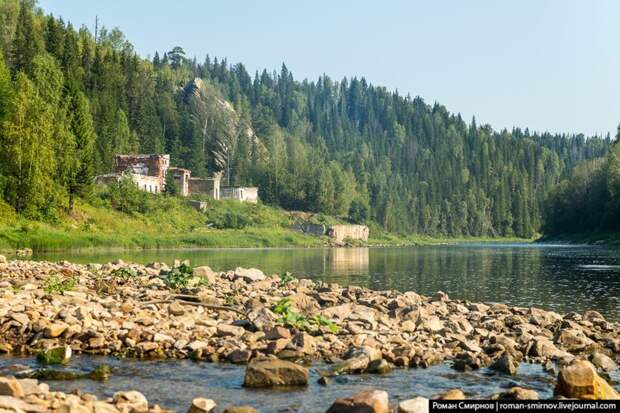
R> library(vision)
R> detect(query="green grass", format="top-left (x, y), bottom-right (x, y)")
top-left (0, 194), bottom-right (533, 252)
top-left (0, 196), bottom-right (326, 251)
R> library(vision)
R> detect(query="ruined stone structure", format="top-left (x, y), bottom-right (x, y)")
top-left (220, 187), bottom-right (259, 203)
top-left (327, 224), bottom-right (370, 244)
top-left (189, 173), bottom-right (222, 200)
top-left (95, 154), bottom-right (254, 202)
top-left (168, 167), bottom-right (191, 196)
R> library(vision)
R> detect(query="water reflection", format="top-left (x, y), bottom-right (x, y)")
top-left (30, 244), bottom-right (620, 320)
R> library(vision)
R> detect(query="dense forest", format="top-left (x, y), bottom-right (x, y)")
top-left (543, 131), bottom-right (620, 236)
top-left (0, 0), bottom-right (612, 237)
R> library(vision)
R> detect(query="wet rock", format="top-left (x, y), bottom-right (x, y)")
top-left (490, 352), bottom-right (518, 375)
top-left (398, 397), bottom-right (428, 413)
top-left (491, 387), bottom-right (539, 400)
top-left (367, 359), bottom-right (392, 375)
top-left (44, 322), bottom-right (68, 338)
top-left (436, 389), bottom-right (465, 400)
top-left (329, 346), bottom-right (382, 376)
top-left (0, 343), bottom-right (13, 354)
top-left (223, 407), bottom-right (259, 413)
top-left (113, 390), bottom-right (149, 412)
top-left (189, 398), bottom-right (216, 413)
top-left (243, 358), bottom-right (309, 388)
top-left (0, 378), bottom-right (23, 397)
top-left (326, 390), bottom-right (389, 413)
top-left (228, 349), bottom-right (252, 364)
top-left (556, 329), bottom-right (595, 352)
top-left (555, 360), bottom-right (620, 399)
top-left (36, 346), bottom-right (72, 365)
top-left (590, 352), bottom-right (616, 372)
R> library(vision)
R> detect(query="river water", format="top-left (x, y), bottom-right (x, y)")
top-left (32, 243), bottom-right (620, 320)
top-left (3, 243), bottom-right (619, 411)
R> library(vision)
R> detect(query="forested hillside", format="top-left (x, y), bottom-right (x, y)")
top-left (0, 0), bottom-right (611, 237)
top-left (543, 130), bottom-right (620, 236)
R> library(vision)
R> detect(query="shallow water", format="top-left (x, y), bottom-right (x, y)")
top-left (0, 355), bottom-right (566, 411)
top-left (30, 243), bottom-right (620, 320)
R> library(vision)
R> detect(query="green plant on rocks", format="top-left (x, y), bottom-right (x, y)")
top-left (36, 346), bottom-right (72, 365)
top-left (278, 272), bottom-right (296, 286)
top-left (42, 274), bottom-right (77, 294)
top-left (273, 299), bottom-right (339, 333)
top-left (111, 267), bottom-right (137, 280)
top-left (161, 263), bottom-right (194, 289)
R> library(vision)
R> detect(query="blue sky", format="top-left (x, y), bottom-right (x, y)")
top-left (39, 0), bottom-right (619, 136)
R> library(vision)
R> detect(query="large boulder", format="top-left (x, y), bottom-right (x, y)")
top-left (490, 352), bottom-right (519, 375)
top-left (590, 353), bottom-right (616, 372)
top-left (398, 397), bottom-right (428, 413)
top-left (555, 360), bottom-right (620, 399)
top-left (436, 389), bottom-right (465, 400)
top-left (223, 408), bottom-right (259, 413)
top-left (189, 398), bottom-right (216, 413)
top-left (243, 359), bottom-right (309, 388)
top-left (491, 387), bottom-right (539, 400)
top-left (234, 268), bottom-right (265, 283)
top-left (326, 390), bottom-right (389, 413)
top-left (0, 378), bottom-right (23, 397)
top-left (113, 390), bottom-right (149, 412)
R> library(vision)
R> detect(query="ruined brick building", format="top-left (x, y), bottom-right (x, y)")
top-left (95, 154), bottom-right (258, 202)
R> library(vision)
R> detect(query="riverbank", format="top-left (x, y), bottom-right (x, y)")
top-left (0, 257), bottom-right (617, 370)
top-left (0, 198), bottom-right (532, 252)
top-left (538, 231), bottom-right (620, 246)
top-left (0, 257), bottom-right (619, 410)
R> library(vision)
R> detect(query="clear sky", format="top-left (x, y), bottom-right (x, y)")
top-left (39, 0), bottom-right (619, 137)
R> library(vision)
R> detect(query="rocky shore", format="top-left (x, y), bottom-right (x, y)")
top-left (0, 255), bottom-right (619, 411)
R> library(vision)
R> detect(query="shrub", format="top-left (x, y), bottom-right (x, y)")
top-left (42, 274), bottom-right (76, 294)
top-left (161, 263), bottom-right (193, 288)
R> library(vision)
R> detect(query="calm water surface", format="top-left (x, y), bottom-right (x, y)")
top-left (32, 243), bottom-right (620, 320)
top-left (0, 355), bottom-right (562, 411)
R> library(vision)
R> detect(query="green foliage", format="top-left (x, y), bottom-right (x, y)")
top-left (348, 198), bottom-right (370, 224)
top-left (272, 298), bottom-right (339, 333)
top-left (42, 274), bottom-right (77, 294)
top-left (0, 2), bottom-right (611, 239)
top-left (161, 263), bottom-right (193, 288)
top-left (164, 172), bottom-right (179, 196)
top-left (110, 267), bottom-right (137, 280)
top-left (278, 272), bottom-right (296, 286)
top-left (543, 133), bottom-right (620, 236)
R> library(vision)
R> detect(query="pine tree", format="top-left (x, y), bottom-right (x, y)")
top-left (67, 89), bottom-right (96, 210)
top-left (11, 0), bottom-right (42, 75)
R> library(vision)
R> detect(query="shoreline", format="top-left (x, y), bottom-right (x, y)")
top-left (0, 257), bottom-right (617, 365)
top-left (1, 256), bottom-right (618, 410)
top-left (0, 236), bottom-right (534, 255)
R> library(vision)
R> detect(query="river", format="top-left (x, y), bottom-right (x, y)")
top-left (31, 243), bottom-right (620, 321)
top-left (2, 243), bottom-right (619, 411)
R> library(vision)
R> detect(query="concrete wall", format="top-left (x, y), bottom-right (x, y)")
top-left (189, 177), bottom-right (220, 199)
top-left (131, 174), bottom-right (163, 193)
top-left (327, 224), bottom-right (370, 244)
top-left (220, 187), bottom-right (259, 203)
top-left (169, 168), bottom-right (191, 196)
top-left (114, 154), bottom-right (170, 188)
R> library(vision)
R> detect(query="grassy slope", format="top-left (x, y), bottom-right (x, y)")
top-left (0, 197), bottom-right (532, 252)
